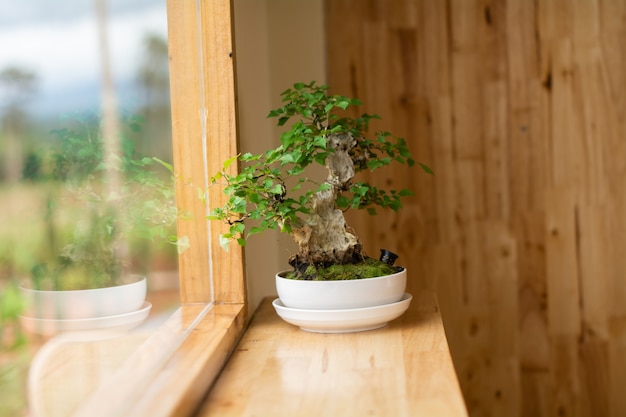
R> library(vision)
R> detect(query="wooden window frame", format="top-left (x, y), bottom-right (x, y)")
top-left (72, 2), bottom-right (248, 416)
top-left (168, 0), bottom-right (246, 308)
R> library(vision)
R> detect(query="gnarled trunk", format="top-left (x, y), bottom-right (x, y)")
top-left (289, 133), bottom-right (363, 268)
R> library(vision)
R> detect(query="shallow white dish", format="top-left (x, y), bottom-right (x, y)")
top-left (272, 293), bottom-right (412, 333)
top-left (20, 302), bottom-right (152, 337)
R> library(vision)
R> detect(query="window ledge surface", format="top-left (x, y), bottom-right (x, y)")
top-left (197, 291), bottom-right (468, 417)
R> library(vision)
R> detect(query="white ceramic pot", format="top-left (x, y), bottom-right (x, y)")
top-left (276, 267), bottom-right (406, 310)
top-left (19, 275), bottom-right (147, 320)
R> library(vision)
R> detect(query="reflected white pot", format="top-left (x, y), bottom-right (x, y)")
top-left (276, 267), bottom-right (406, 310)
top-left (19, 275), bottom-right (147, 320)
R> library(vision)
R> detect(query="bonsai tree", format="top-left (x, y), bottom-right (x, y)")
top-left (30, 114), bottom-right (179, 290)
top-left (209, 82), bottom-right (430, 280)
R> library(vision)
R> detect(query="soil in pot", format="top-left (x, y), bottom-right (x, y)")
top-left (283, 257), bottom-right (400, 281)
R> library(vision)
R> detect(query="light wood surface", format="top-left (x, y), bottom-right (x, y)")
top-left (325, 1), bottom-right (626, 416)
top-left (198, 292), bottom-right (467, 417)
top-left (167, 0), bottom-right (246, 305)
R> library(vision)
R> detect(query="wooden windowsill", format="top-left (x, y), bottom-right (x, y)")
top-left (30, 290), bottom-right (466, 417)
top-left (197, 290), bottom-right (468, 417)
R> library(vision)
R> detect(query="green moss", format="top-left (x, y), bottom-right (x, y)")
top-left (285, 257), bottom-right (400, 281)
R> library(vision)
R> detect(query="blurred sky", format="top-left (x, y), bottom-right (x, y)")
top-left (0, 0), bottom-right (168, 117)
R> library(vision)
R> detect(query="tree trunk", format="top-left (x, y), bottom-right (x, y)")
top-left (290, 132), bottom-right (363, 267)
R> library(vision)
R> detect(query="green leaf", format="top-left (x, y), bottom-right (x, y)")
top-left (399, 188), bottom-right (414, 196)
top-left (279, 153), bottom-right (295, 164)
top-left (248, 226), bottom-right (264, 236)
top-left (152, 157), bottom-right (173, 173)
top-left (313, 152), bottom-right (328, 165)
top-left (249, 192), bottom-right (263, 204)
top-left (176, 235), bottom-right (190, 254)
top-left (312, 135), bottom-right (327, 148)
top-left (418, 162), bottom-right (433, 174)
top-left (231, 222), bottom-right (245, 234)
top-left (337, 100), bottom-right (350, 110)
top-left (210, 171), bottom-right (222, 183)
top-left (336, 195), bottom-right (350, 209)
top-left (219, 234), bottom-right (231, 251)
top-left (262, 178), bottom-right (273, 189)
top-left (232, 196), bottom-right (247, 213)
top-left (287, 165), bottom-right (305, 176)
top-left (367, 159), bottom-right (384, 171)
top-left (223, 154), bottom-right (239, 170)
top-left (389, 199), bottom-right (402, 211)
top-left (240, 152), bottom-right (259, 161)
top-left (280, 131), bottom-right (294, 148)
top-left (271, 184), bottom-right (284, 194)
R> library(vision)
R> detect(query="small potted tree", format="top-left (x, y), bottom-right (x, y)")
top-left (19, 115), bottom-right (179, 336)
top-left (209, 82), bottom-right (431, 332)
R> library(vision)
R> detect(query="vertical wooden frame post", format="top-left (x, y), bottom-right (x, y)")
top-left (167, 0), bottom-right (246, 305)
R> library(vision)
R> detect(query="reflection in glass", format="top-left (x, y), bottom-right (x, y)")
top-left (0, 1), bottom-right (178, 415)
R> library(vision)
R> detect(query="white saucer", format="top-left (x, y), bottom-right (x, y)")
top-left (20, 302), bottom-right (152, 337)
top-left (272, 293), bottom-right (412, 333)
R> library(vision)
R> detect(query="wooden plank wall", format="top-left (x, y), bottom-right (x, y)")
top-left (325, 1), bottom-right (626, 416)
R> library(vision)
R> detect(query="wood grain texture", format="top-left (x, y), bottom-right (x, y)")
top-left (167, 0), bottom-right (245, 305)
top-left (325, 0), bottom-right (626, 416)
top-left (198, 294), bottom-right (467, 417)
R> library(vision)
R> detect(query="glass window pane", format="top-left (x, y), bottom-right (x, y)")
top-left (0, 1), bottom-right (181, 415)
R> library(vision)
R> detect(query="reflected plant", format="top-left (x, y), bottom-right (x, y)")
top-left (30, 114), bottom-right (179, 290)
